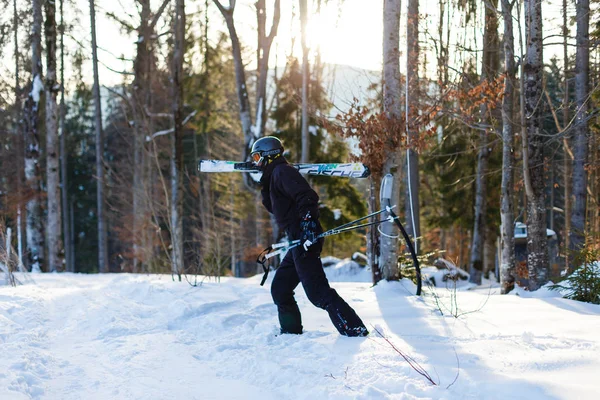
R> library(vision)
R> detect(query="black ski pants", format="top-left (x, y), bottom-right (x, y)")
top-left (270, 244), bottom-right (367, 336)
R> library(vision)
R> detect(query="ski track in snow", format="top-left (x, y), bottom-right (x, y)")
top-left (1, 271), bottom-right (600, 400)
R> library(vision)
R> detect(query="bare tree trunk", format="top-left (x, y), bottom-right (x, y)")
top-left (570, 0), bottom-right (590, 254)
top-left (368, 179), bottom-right (382, 283)
top-left (300, 0), bottom-right (310, 163)
top-left (469, 0), bottom-right (499, 285)
top-left (256, 0), bottom-right (280, 140)
top-left (25, 0), bottom-right (44, 272)
top-left (500, 0), bottom-right (516, 294)
top-left (214, 0), bottom-right (280, 189)
top-left (45, 0), bottom-right (62, 272)
top-left (213, 1), bottom-right (254, 160)
top-left (524, 0), bottom-right (549, 290)
top-left (380, 0), bottom-right (402, 280)
top-left (171, 0), bottom-right (186, 279)
top-left (562, 0), bottom-right (572, 270)
top-left (405, 0), bottom-right (420, 251)
top-left (89, 0), bottom-right (108, 273)
top-left (131, 0), bottom-right (159, 272)
top-left (230, 184), bottom-right (237, 276)
top-left (59, 0), bottom-right (72, 272)
top-left (14, 0), bottom-right (26, 270)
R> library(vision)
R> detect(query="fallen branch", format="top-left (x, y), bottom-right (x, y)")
top-left (371, 326), bottom-right (438, 386)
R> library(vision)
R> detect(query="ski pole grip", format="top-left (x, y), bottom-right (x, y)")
top-left (265, 250), bottom-right (283, 260)
top-left (271, 240), bottom-right (300, 250)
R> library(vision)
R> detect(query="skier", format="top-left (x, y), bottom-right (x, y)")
top-left (251, 136), bottom-right (368, 337)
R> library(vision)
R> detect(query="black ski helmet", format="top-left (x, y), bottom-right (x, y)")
top-left (250, 136), bottom-right (284, 168)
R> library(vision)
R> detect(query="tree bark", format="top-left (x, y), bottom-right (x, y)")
top-left (89, 0), bottom-right (109, 273)
top-left (570, 0), bottom-right (590, 254)
top-left (213, 1), bottom-right (254, 159)
top-left (300, 0), bottom-right (310, 163)
top-left (256, 0), bottom-right (280, 141)
top-left (469, 0), bottom-right (499, 285)
top-left (214, 0), bottom-right (280, 189)
top-left (131, 0), bottom-right (158, 272)
top-left (45, 0), bottom-right (63, 272)
top-left (24, 0), bottom-right (45, 272)
top-left (405, 0), bottom-right (420, 251)
top-left (14, 0), bottom-right (26, 270)
top-left (59, 0), bottom-right (72, 272)
top-left (562, 0), bottom-right (572, 270)
top-left (380, 0), bottom-right (402, 280)
top-left (524, 0), bottom-right (549, 290)
top-left (500, 0), bottom-right (516, 294)
top-left (171, 0), bottom-right (186, 279)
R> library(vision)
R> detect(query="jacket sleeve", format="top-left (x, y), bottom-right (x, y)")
top-left (261, 186), bottom-right (273, 213)
top-left (275, 165), bottom-right (320, 220)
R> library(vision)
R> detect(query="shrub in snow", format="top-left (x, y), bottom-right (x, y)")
top-left (551, 247), bottom-right (600, 305)
top-left (424, 258), bottom-right (469, 287)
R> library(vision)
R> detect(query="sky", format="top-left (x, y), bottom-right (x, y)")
top-left (75, 0), bottom-right (576, 86)
top-left (0, 0), bottom-right (578, 103)
top-left (2, 262), bottom-right (600, 399)
top-left (87, 0), bottom-right (385, 87)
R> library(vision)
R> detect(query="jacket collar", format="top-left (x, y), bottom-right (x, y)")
top-left (260, 156), bottom-right (288, 186)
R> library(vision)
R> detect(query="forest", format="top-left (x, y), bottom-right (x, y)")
top-left (0, 0), bottom-right (598, 295)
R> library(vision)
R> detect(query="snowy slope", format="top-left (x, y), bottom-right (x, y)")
top-left (1, 264), bottom-right (600, 400)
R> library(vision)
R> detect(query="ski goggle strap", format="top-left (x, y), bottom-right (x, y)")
top-left (251, 148), bottom-right (282, 164)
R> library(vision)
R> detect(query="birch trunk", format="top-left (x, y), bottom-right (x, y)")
top-left (45, 0), bottom-right (62, 272)
top-left (300, 0), bottom-right (310, 163)
top-left (405, 0), bottom-right (420, 251)
top-left (89, 0), bottom-right (108, 273)
top-left (524, 0), bottom-right (549, 290)
top-left (25, 0), bottom-right (44, 272)
top-left (500, 0), bottom-right (516, 293)
top-left (380, 0), bottom-right (402, 280)
top-left (570, 0), bottom-right (590, 254)
top-left (171, 0), bottom-right (186, 279)
top-left (469, 0), bottom-right (499, 284)
top-left (14, 0), bottom-right (26, 270)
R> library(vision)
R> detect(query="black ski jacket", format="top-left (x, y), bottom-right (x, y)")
top-left (260, 157), bottom-right (320, 236)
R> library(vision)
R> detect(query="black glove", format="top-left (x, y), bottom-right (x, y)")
top-left (300, 212), bottom-right (317, 251)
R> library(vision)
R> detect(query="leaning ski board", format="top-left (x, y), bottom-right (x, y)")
top-left (199, 160), bottom-right (370, 178)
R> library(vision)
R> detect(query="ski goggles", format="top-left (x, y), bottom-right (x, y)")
top-left (251, 152), bottom-right (262, 163)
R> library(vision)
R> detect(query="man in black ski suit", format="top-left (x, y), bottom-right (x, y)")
top-left (251, 136), bottom-right (368, 337)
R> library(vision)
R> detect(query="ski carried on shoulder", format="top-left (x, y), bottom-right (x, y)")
top-left (198, 160), bottom-right (370, 178)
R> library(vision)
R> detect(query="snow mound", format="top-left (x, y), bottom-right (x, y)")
top-left (323, 258), bottom-right (372, 282)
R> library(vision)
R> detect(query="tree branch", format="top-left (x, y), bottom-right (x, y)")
top-left (98, 59), bottom-right (135, 76)
top-left (266, 0), bottom-right (281, 43)
top-left (149, 0), bottom-right (171, 32)
top-left (147, 110), bottom-right (197, 141)
top-left (104, 11), bottom-right (135, 33)
top-left (213, 0), bottom-right (235, 15)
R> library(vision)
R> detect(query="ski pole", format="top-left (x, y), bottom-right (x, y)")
top-left (257, 208), bottom-right (397, 285)
top-left (263, 209), bottom-right (396, 261)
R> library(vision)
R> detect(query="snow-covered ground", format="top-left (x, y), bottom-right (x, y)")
top-left (1, 261), bottom-right (600, 400)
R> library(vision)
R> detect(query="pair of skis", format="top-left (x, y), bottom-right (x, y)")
top-left (198, 160), bottom-right (370, 179)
